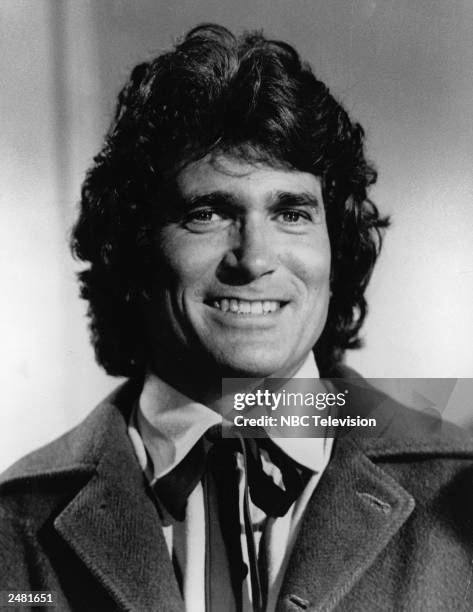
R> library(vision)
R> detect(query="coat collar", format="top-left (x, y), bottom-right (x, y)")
top-left (55, 380), bottom-right (184, 612)
top-left (53, 410), bottom-right (184, 612)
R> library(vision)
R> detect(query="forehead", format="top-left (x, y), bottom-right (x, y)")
top-left (176, 152), bottom-right (323, 201)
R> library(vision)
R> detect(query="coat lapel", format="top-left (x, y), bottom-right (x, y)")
top-left (52, 384), bottom-right (184, 612)
top-left (277, 436), bottom-right (415, 612)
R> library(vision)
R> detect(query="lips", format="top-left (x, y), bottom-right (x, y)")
top-left (210, 298), bottom-right (284, 315)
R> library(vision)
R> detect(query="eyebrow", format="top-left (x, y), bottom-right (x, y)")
top-left (182, 192), bottom-right (240, 210)
top-left (178, 190), bottom-right (321, 211)
top-left (271, 191), bottom-right (321, 209)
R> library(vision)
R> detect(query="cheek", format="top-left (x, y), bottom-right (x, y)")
top-left (284, 239), bottom-right (332, 292)
top-left (155, 231), bottom-right (224, 297)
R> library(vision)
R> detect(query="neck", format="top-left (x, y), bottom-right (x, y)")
top-left (147, 349), bottom-right (313, 415)
top-left (147, 351), bottom-right (232, 413)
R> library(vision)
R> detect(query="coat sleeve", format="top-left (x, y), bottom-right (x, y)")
top-left (0, 506), bottom-right (41, 589)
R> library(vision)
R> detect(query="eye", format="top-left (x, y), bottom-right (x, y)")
top-left (277, 209), bottom-right (311, 224)
top-left (183, 207), bottom-right (230, 232)
top-left (188, 208), bottom-right (220, 223)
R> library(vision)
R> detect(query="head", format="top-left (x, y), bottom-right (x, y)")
top-left (71, 24), bottom-right (389, 381)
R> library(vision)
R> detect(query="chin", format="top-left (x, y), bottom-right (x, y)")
top-left (213, 348), bottom-right (291, 378)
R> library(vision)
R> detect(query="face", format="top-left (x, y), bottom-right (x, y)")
top-left (148, 152), bottom-right (331, 378)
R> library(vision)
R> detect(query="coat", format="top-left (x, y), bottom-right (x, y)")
top-left (1, 374), bottom-right (473, 612)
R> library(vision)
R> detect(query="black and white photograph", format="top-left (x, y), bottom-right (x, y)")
top-left (1, 2), bottom-right (473, 611)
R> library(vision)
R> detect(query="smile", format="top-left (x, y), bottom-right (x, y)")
top-left (210, 298), bottom-right (284, 315)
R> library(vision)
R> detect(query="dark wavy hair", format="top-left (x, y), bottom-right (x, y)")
top-left (71, 24), bottom-right (389, 377)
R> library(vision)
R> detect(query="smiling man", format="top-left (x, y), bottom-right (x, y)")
top-left (1, 24), bottom-right (473, 612)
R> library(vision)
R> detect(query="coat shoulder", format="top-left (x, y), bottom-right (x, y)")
top-left (0, 378), bottom-right (142, 533)
top-left (329, 363), bottom-right (473, 459)
top-left (0, 379), bottom-right (141, 489)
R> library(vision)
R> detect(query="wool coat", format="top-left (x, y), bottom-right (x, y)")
top-left (1, 373), bottom-right (473, 612)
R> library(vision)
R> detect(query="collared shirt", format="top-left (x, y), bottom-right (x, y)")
top-left (128, 353), bottom-right (334, 611)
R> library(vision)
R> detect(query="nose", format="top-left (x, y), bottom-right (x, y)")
top-left (218, 215), bottom-right (278, 284)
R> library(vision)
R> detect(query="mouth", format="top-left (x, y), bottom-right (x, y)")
top-left (207, 298), bottom-right (288, 315)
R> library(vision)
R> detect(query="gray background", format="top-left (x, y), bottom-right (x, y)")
top-left (1, 0), bottom-right (472, 470)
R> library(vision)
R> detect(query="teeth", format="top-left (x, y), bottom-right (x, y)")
top-left (240, 301), bottom-right (251, 314)
top-left (221, 298), bottom-right (230, 313)
top-left (251, 301), bottom-right (263, 315)
top-left (263, 300), bottom-right (274, 314)
top-left (212, 299), bottom-right (280, 315)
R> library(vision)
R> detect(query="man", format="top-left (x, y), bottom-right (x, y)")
top-left (1, 24), bottom-right (472, 612)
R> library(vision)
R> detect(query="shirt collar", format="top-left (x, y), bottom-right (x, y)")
top-left (131, 352), bottom-right (328, 481)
